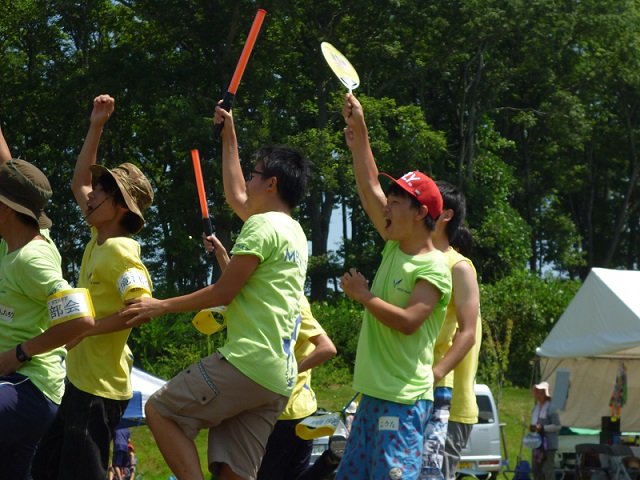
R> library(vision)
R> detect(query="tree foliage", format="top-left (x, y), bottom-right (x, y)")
top-left (1, 0), bottom-right (636, 379)
top-left (478, 270), bottom-right (581, 387)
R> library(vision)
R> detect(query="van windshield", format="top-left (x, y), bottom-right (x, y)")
top-left (476, 395), bottom-right (496, 424)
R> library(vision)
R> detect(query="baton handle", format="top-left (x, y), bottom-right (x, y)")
top-left (212, 91), bottom-right (236, 141)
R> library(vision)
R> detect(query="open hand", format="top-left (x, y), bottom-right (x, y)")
top-left (121, 297), bottom-right (166, 326)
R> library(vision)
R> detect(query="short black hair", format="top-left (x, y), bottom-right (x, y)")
top-left (255, 146), bottom-right (310, 208)
top-left (435, 180), bottom-right (466, 242)
top-left (95, 173), bottom-right (141, 234)
top-left (387, 183), bottom-right (436, 231)
top-left (95, 173), bottom-right (126, 206)
top-left (451, 224), bottom-right (473, 257)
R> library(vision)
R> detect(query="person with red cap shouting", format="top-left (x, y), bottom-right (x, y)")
top-left (336, 93), bottom-right (452, 480)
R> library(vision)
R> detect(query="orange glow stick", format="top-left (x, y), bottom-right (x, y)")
top-left (212, 8), bottom-right (267, 140)
top-left (191, 149), bottom-right (212, 235)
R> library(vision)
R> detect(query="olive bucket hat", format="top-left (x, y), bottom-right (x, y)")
top-left (89, 162), bottom-right (154, 233)
top-left (0, 159), bottom-right (53, 229)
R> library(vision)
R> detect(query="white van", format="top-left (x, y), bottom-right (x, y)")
top-left (457, 383), bottom-right (503, 474)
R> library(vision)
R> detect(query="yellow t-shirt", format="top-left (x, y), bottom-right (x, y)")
top-left (449, 312), bottom-right (482, 423)
top-left (279, 297), bottom-right (325, 420)
top-left (434, 248), bottom-right (475, 388)
top-left (447, 247), bottom-right (482, 423)
top-left (66, 228), bottom-right (152, 400)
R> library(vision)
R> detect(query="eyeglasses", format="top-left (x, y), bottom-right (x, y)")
top-left (246, 169), bottom-right (267, 182)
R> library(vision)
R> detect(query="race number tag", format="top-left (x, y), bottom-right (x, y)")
top-left (378, 416), bottom-right (400, 432)
top-left (117, 268), bottom-right (151, 299)
top-left (48, 288), bottom-right (95, 325)
top-left (0, 304), bottom-right (14, 323)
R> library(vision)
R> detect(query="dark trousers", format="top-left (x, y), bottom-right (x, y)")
top-left (296, 450), bottom-right (338, 480)
top-left (258, 418), bottom-right (314, 480)
top-left (0, 373), bottom-right (58, 480)
top-left (31, 382), bottom-right (129, 480)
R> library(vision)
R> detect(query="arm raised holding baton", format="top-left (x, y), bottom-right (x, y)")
top-left (212, 8), bottom-right (266, 140)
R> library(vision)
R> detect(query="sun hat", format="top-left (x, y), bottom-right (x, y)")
top-left (0, 159), bottom-right (52, 228)
top-left (89, 162), bottom-right (153, 233)
top-left (379, 171), bottom-right (443, 221)
top-left (534, 381), bottom-right (551, 397)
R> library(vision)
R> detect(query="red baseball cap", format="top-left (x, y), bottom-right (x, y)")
top-left (380, 171), bottom-right (443, 221)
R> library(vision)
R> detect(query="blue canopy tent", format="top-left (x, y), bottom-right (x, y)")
top-left (118, 366), bottom-right (166, 428)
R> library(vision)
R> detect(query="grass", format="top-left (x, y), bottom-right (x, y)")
top-left (498, 386), bottom-right (534, 474)
top-left (128, 385), bottom-right (534, 480)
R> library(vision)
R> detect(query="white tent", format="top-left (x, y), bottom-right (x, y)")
top-left (119, 366), bottom-right (166, 428)
top-left (536, 268), bottom-right (640, 431)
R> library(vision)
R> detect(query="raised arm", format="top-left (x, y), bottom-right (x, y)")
top-left (214, 104), bottom-right (249, 221)
top-left (432, 260), bottom-right (480, 383)
top-left (72, 94), bottom-right (115, 213)
top-left (0, 123), bottom-right (12, 164)
top-left (342, 93), bottom-right (388, 239)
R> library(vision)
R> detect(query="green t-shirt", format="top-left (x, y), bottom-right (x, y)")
top-left (219, 212), bottom-right (308, 397)
top-left (66, 228), bottom-right (152, 400)
top-left (280, 296), bottom-right (325, 420)
top-left (0, 234), bottom-right (72, 404)
top-left (353, 241), bottom-right (451, 404)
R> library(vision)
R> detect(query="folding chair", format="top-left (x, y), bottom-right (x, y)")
top-left (575, 444), bottom-right (612, 480)
top-left (610, 444), bottom-right (640, 480)
top-left (559, 451), bottom-right (578, 480)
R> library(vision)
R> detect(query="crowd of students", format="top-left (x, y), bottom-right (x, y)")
top-left (0, 91), bottom-right (483, 480)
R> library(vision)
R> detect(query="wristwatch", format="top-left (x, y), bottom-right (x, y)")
top-left (15, 343), bottom-right (32, 362)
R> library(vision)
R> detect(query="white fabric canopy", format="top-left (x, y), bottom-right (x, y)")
top-left (537, 268), bottom-right (640, 431)
top-left (537, 268), bottom-right (640, 359)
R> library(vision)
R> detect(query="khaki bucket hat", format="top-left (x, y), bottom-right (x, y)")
top-left (89, 162), bottom-right (153, 233)
top-left (0, 159), bottom-right (52, 228)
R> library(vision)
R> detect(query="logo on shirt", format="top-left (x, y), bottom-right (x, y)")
top-left (87, 271), bottom-right (99, 286)
top-left (392, 278), bottom-right (411, 295)
top-left (283, 314), bottom-right (302, 388)
top-left (284, 248), bottom-right (307, 271)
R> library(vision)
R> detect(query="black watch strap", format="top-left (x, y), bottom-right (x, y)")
top-left (16, 343), bottom-right (31, 362)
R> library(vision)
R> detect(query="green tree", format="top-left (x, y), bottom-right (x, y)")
top-left (479, 270), bottom-right (580, 387)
